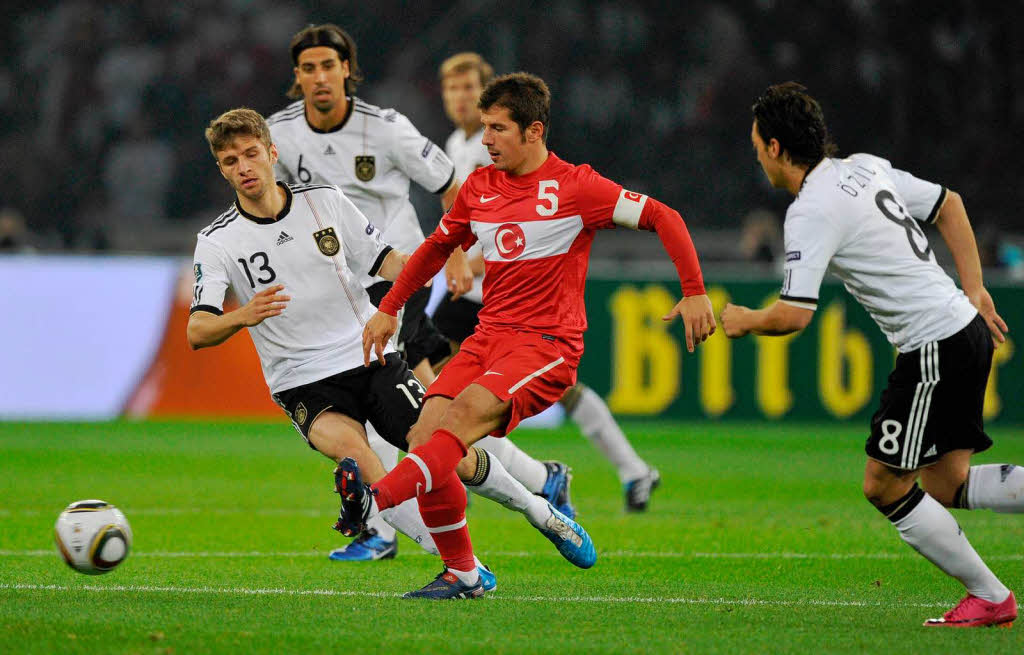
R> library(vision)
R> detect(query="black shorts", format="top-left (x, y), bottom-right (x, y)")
top-left (272, 353), bottom-right (426, 453)
top-left (367, 281), bottom-right (451, 368)
top-left (433, 295), bottom-right (483, 343)
top-left (866, 314), bottom-right (993, 470)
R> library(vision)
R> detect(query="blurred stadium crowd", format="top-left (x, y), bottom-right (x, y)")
top-left (0, 1), bottom-right (1021, 269)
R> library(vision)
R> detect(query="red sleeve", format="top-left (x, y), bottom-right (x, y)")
top-left (379, 190), bottom-right (473, 316)
top-left (574, 165), bottom-right (622, 230)
top-left (574, 165), bottom-right (705, 296)
top-left (638, 198), bottom-right (706, 297)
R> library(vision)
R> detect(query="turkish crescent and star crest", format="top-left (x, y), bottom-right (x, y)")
top-left (313, 227), bottom-right (340, 256)
top-left (494, 223), bottom-right (526, 260)
top-left (354, 155), bottom-right (375, 182)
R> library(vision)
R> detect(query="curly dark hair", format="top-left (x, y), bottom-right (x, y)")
top-left (752, 82), bottom-right (837, 168)
top-left (478, 72), bottom-right (551, 143)
top-left (287, 24), bottom-right (363, 98)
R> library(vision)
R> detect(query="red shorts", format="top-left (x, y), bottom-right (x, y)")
top-left (426, 326), bottom-right (577, 436)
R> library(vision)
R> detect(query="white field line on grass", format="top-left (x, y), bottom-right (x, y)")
top-left (0, 582), bottom-right (964, 608)
top-left (3, 549), bottom-right (1024, 561)
top-left (0, 508), bottom-right (324, 517)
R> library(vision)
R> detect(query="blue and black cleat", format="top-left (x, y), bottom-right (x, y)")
top-left (538, 502), bottom-right (597, 569)
top-left (328, 528), bottom-right (397, 561)
top-left (624, 468), bottom-right (661, 512)
top-left (403, 569), bottom-right (486, 600)
top-left (333, 457), bottom-right (373, 537)
top-left (539, 461), bottom-right (575, 519)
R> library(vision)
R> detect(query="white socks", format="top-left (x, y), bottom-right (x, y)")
top-left (466, 450), bottom-right (552, 527)
top-left (477, 436), bottom-right (548, 494)
top-left (892, 491), bottom-right (1009, 603)
top-left (378, 497), bottom-right (437, 555)
top-left (568, 385), bottom-right (648, 483)
top-left (966, 464), bottom-right (1024, 513)
top-left (363, 423), bottom-right (401, 541)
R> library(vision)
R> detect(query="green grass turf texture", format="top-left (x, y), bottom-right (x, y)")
top-left (2, 420), bottom-right (1023, 654)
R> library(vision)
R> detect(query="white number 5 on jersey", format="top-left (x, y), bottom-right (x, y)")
top-left (536, 180), bottom-right (559, 216)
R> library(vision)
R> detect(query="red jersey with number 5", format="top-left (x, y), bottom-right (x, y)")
top-left (380, 152), bottom-right (705, 365)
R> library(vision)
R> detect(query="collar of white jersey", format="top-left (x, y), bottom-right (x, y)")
top-left (235, 182), bottom-right (293, 225)
top-left (306, 96), bottom-right (355, 134)
top-left (798, 157), bottom-right (833, 195)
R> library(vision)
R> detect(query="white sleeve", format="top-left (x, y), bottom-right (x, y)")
top-left (330, 187), bottom-right (392, 276)
top-left (190, 237), bottom-right (231, 315)
top-left (779, 204), bottom-right (843, 311)
top-left (887, 166), bottom-right (947, 225)
top-left (386, 111), bottom-right (456, 194)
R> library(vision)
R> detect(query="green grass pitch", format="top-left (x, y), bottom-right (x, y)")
top-left (2, 420), bottom-right (1023, 653)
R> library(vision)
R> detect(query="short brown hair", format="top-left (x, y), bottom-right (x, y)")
top-left (439, 52), bottom-right (494, 86)
top-left (205, 108), bottom-right (273, 159)
top-left (287, 24), bottom-right (363, 99)
top-left (478, 72), bottom-right (551, 142)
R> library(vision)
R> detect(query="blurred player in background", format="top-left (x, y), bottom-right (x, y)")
top-left (436, 52), bottom-right (662, 512)
top-left (722, 82), bottom-right (1020, 628)
top-left (267, 24), bottom-right (573, 564)
top-left (344, 73), bottom-right (714, 599)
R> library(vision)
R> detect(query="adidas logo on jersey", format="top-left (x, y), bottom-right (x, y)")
top-left (324, 145), bottom-right (336, 155)
top-left (276, 231), bottom-right (293, 245)
top-left (924, 445), bottom-right (937, 458)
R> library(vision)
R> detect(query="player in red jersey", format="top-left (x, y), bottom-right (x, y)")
top-left (339, 72), bottom-right (715, 599)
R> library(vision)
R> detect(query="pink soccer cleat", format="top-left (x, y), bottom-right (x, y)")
top-left (924, 591), bottom-right (1017, 628)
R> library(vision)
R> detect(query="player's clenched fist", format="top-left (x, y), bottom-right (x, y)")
top-left (663, 294), bottom-right (716, 353)
top-left (719, 303), bottom-right (750, 339)
top-left (362, 310), bottom-right (398, 366)
top-left (238, 284), bottom-right (290, 326)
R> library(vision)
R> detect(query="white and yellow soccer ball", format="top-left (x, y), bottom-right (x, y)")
top-left (54, 500), bottom-right (132, 574)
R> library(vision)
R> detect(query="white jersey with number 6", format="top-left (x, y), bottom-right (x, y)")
top-left (190, 183), bottom-right (395, 393)
top-left (268, 98), bottom-right (455, 287)
top-left (779, 153), bottom-right (976, 352)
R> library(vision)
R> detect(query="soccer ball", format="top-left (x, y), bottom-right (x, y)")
top-left (54, 500), bottom-right (132, 575)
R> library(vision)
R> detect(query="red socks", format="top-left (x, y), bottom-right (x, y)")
top-left (418, 471), bottom-right (475, 572)
top-left (371, 429), bottom-right (468, 511)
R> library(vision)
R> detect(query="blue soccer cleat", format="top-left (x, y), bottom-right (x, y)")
top-left (403, 569), bottom-right (485, 600)
top-left (624, 468), bottom-right (661, 512)
top-left (538, 502), bottom-right (597, 569)
top-left (477, 563), bottom-right (497, 591)
top-left (539, 461), bottom-right (575, 519)
top-left (328, 528), bottom-right (397, 561)
top-left (333, 458), bottom-right (373, 537)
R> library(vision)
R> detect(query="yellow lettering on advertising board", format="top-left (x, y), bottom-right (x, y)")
top-left (607, 285), bottom-right (680, 414)
top-left (755, 295), bottom-right (798, 418)
top-left (700, 286), bottom-right (734, 416)
top-left (819, 301), bottom-right (872, 418)
top-left (984, 337), bottom-right (1014, 420)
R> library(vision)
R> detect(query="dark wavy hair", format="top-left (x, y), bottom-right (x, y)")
top-left (478, 72), bottom-right (551, 143)
top-left (287, 24), bottom-right (363, 98)
top-left (752, 82), bottom-right (837, 168)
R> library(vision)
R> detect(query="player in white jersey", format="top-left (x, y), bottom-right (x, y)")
top-left (721, 83), bottom-right (1019, 628)
top-left (268, 24), bottom-right (470, 389)
top-left (434, 52), bottom-right (662, 512)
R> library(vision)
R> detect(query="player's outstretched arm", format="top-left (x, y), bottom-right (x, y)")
top-left (362, 311), bottom-right (398, 366)
top-left (934, 190), bottom-right (1008, 344)
top-left (720, 300), bottom-right (812, 339)
top-left (187, 284), bottom-right (290, 349)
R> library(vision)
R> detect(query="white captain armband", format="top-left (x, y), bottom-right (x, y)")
top-left (611, 189), bottom-right (648, 229)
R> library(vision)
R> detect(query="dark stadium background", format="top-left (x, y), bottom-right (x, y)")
top-left (0, 0), bottom-right (1021, 268)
